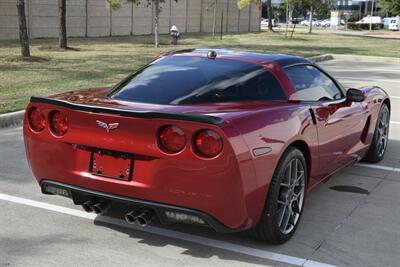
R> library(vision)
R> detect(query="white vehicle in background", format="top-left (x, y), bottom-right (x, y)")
top-left (389, 17), bottom-right (400, 31)
top-left (261, 18), bottom-right (278, 27)
top-left (301, 19), bottom-right (317, 26)
top-left (319, 19), bottom-right (331, 27)
top-left (300, 19), bottom-right (310, 26)
top-left (356, 15), bottom-right (382, 24)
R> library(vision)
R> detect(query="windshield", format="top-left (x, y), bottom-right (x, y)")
top-left (109, 56), bottom-right (287, 105)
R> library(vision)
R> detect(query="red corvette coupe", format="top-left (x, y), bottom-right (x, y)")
top-left (23, 49), bottom-right (390, 244)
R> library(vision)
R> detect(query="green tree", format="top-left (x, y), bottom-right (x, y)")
top-left (291, 0), bottom-right (331, 33)
top-left (107, 0), bottom-right (177, 48)
top-left (379, 0), bottom-right (400, 16)
top-left (237, 0), bottom-right (273, 31)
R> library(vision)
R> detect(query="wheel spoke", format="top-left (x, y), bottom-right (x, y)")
top-left (281, 207), bottom-right (291, 232)
top-left (294, 171), bottom-right (304, 186)
top-left (278, 204), bottom-right (287, 226)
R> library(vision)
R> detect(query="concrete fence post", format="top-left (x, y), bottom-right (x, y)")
top-left (226, 0), bottom-right (229, 32)
top-left (85, 0), bottom-right (88, 37)
top-left (200, 0), bottom-right (203, 32)
top-left (169, 0), bottom-right (172, 30)
top-left (237, 9), bottom-right (240, 32)
top-left (151, 2), bottom-right (154, 34)
top-left (131, 2), bottom-right (134, 35)
top-left (185, 0), bottom-right (188, 33)
top-left (26, 0), bottom-right (31, 38)
top-left (109, 9), bottom-right (112, 36)
top-left (248, 4), bottom-right (251, 32)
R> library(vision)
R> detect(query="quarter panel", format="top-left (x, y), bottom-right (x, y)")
top-left (227, 103), bottom-right (319, 224)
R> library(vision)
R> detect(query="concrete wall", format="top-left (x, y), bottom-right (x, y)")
top-left (0, 0), bottom-right (261, 40)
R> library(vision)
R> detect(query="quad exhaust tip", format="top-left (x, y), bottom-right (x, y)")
top-left (125, 210), bottom-right (140, 224)
top-left (92, 201), bottom-right (110, 214)
top-left (125, 209), bottom-right (155, 227)
top-left (82, 200), bottom-right (95, 213)
top-left (82, 200), bottom-right (110, 214)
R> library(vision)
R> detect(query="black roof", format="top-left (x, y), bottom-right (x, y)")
top-left (166, 49), bottom-right (311, 68)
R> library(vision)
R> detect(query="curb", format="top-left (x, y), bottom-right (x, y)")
top-left (308, 54), bottom-right (334, 63)
top-left (0, 110), bottom-right (25, 129)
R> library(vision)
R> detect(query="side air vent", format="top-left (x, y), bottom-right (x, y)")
top-left (361, 115), bottom-right (371, 143)
top-left (309, 109), bottom-right (317, 125)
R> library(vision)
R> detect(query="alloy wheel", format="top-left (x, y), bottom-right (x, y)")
top-left (377, 107), bottom-right (390, 158)
top-left (276, 158), bottom-right (306, 235)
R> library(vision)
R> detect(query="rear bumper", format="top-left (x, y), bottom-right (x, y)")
top-left (41, 180), bottom-right (239, 233)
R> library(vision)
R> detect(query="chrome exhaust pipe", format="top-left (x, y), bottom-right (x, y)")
top-left (125, 210), bottom-right (140, 224)
top-left (92, 201), bottom-right (110, 214)
top-left (82, 200), bottom-right (95, 213)
top-left (136, 209), bottom-right (155, 227)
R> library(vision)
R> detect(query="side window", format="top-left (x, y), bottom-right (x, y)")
top-left (285, 65), bottom-right (343, 101)
top-left (228, 70), bottom-right (287, 101)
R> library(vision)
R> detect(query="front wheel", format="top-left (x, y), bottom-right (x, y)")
top-left (363, 104), bottom-right (390, 163)
top-left (248, 147), bottom-right (307, 244)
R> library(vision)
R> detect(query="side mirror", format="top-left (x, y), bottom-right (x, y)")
top-left (346, 88), bottom-right (365, 102)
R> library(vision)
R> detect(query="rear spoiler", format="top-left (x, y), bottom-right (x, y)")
top-left (30, 96), bottom-right (224, 125)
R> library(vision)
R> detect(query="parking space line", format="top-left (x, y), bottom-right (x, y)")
top-left (390, 121), bottom-right (400, 125)
top-left (0, 193), bottom-right (335, 267)
top-left (336, 77), bottom-right (400, 83)
top-left (356, 163), bottom-right (400, 172)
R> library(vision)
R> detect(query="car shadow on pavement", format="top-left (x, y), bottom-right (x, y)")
top-left (92, 138), bottom-right (400, 266)
top-left (93, 217), bottom-right (278, 266)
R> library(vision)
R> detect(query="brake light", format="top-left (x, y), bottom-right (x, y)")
top-left (28, 107), bottom-right (46, 132)
top-left (158, 125), bottom-right (186, 153)
top-left (49, 111), bottom-right (69, 136)
top-left (194, 129), bottom-right (223, 158)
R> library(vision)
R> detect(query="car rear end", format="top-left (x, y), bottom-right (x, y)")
top-left (23, 96), bottom-right (258, 231)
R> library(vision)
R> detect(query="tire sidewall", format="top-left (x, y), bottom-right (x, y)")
top-left (263, 148), bottom-right (308, 243)
top-left (365, 104), bottom-right (390, 163)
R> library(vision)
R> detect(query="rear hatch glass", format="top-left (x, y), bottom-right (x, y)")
top-left (109, 56), bottom-right (286, 105)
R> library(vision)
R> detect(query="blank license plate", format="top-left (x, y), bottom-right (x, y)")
top-left (90, 151), bottom-right (133, 181)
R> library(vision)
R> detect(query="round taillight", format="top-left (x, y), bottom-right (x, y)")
top-left (28, 107), bottom-right (47, 132)
top-left (194, 130), bottom-right (223, 158)
top-left (159, 125), bottom-right (186, 153)
top-left (49, 111), bottom-right (69, 136)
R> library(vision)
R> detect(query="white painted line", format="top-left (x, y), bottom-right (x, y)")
top-left (356, 163), bottom-right (400, 173)
top-left (389, 96), bottom-right (400, 99)
top-left (0, 193), bottom-right (335, 267)
top-left (336, 76), bottom-right (400, 83)
top-left (390, 121), bottom-right (400, 125)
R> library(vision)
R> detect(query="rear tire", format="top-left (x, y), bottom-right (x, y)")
top-left (363, 104), bottom-right (390, 163)
top-left (248, 147), bottom-right (307, 244)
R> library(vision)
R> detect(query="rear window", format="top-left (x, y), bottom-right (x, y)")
top-left (109, 56), bottom-right (286, 105)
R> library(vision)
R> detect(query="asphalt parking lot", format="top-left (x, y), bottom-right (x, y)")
top-left (1, 55), bottom-right (400, 267)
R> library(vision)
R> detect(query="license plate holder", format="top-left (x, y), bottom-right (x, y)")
top-left (89, 150), bottom-right (133, 181)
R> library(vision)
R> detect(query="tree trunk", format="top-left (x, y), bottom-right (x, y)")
top-left (267, 0), bottom-right (274, 32)
top-left (308, 5), bottom-right (313, 34)
top-left (154, 0), bottom-right (159, 48)
top-left (17, 0), bottom-right (30, 58)
top-left (59, 0), bottom-right (67, 49)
